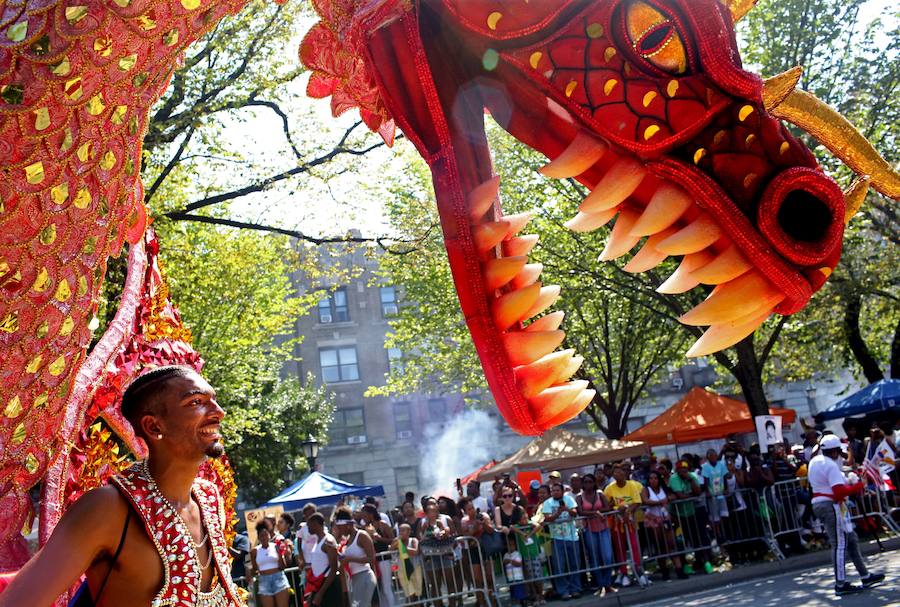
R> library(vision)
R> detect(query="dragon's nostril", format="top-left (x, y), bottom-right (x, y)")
top-left (757, 167), bottom-right (844, 267)
top-left (776, 189), bottom-right (832, 243)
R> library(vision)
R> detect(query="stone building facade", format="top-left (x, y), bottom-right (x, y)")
top-left (285, 246), bottom-right (536, 507)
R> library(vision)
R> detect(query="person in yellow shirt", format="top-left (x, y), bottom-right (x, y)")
top-left (603, 464), bottom-right (648, 587)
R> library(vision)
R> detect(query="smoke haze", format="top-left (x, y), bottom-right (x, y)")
top-left (420, 409), bottom-right (500, 496)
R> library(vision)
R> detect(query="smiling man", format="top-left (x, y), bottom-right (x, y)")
top-left (0, 365), bottom-right (243, 607)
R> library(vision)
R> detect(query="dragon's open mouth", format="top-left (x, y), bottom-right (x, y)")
top-left (304, 0), bottom-right (899, 434)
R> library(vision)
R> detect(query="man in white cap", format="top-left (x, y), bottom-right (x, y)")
top-left (808, 434), bottom-right (884, 595)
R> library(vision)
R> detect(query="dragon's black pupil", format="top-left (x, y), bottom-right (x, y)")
top-left (639, 23), bottom-right (673, 54)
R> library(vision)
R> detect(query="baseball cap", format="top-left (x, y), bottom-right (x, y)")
top-left (676, 461), bottom-right (690, 470)
top-left (820, 435), bottom-right (842, 450)
top-left (548, 470), bottom-right (561, 479)
top-left (529, 480), bottom-right (540, 490)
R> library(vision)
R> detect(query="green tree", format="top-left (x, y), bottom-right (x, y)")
top-left (153, 220), bottom-right (342, 502)
top-left (221, 375), bottom-right (335, 505)
top-left (741, 0), bottom-right (900, 385)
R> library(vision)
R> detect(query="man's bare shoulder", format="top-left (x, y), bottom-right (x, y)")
top-left (59, 485), bottom-right (130, 539)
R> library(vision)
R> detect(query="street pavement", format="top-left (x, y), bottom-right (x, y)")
top-left (635, 550), bottom-right (899, 607)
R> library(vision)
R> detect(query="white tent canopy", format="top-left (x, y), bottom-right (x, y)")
top-left (476, 427), bottom-right (648, 481)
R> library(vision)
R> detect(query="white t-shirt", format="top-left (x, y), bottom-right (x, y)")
top-left (299, 522), bottom-right (329, 563)
top-left (504, 550), bottom-right (524, 582)
top-left (808, 453), bottom-right (846, 504)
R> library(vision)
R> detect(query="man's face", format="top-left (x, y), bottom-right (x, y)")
top-left (467, 481), bottom-right (480, 497)
top-left (707, 450), bottom-right (718, 464)
top-left (677, 466), bottom-right (690, 479)
top-left (153, 373), bottom-right (225, 459)
top-left (570, 476), bottom-right (581, 492)
top-left (550, 485), bottom-right (563, 500)
top-left (303, 506), bottom-right (316, 521)
top-left (613, 468), bottom-right (626, 484)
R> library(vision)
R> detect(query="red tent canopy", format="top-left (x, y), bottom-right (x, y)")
top-left (460, 460), bottom-right (498, 486)
top-left (623, 387), bottom-right (797, 446)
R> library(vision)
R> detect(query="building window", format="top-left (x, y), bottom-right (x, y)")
top-left (395, 466), bottom-right (418, 497)
top-left (380, 286), bottom-right (398, 317)
top-left (427, 398), bottom-right (447, 422)
top-left (331, 408), bottom-right (367, 444)
top-left (318, 287), bottom-right (349, 323)
top-left (319, 347), bottom-right (359, 383)
top-left (394, 401), bottom-right (413, 439)
top-left (341, 471), bottom-right (365, 486)
top-left (387, 348), bottom-right (403, 374)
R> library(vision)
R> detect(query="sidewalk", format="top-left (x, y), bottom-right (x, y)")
top-left (560, 537), bottom-right (900, 607)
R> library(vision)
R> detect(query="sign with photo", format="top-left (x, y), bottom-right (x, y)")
top-left (755, 415), bottom-right (783, 451)
top-left (244, 504), bottom-right (284, 546)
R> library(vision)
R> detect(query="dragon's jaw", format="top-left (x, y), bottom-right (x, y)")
top-left (357, 0), bottom-right (852, 434)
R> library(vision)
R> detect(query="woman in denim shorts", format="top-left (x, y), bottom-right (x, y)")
top-left (251, 523), bottom-right (292, 606)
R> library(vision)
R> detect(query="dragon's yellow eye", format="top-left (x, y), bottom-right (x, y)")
top-left (624, 1), bottom-right (688, 74)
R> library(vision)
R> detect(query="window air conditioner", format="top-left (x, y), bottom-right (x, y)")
top-left (383, 304), bottom-right (399, 316)
top-left (671, 376), bottom-right (684, 389)
top-left (347, 435), bottom-right (367, 444)
top-left (396, 430), bottom-right (413, 439)
top-left (320, 313), bottom-right (333, 323)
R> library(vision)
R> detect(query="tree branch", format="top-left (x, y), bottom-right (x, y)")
top-left (168, 122), bottom-right (385, 214)
top-left (144, 125), bottom-right (196, 205)
top-left (164, 212), bottom-right (420, 251)
top-left (247, 99), bottom-right (303, 159)
top-left (759, 315), bottom-right (788, 368)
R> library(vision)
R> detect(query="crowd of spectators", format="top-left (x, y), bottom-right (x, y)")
top-left (233, 422), bottom-right (898, 606)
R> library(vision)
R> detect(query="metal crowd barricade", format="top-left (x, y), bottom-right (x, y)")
top-left (720, 486), bottom-right (782, 559)
top-left (761, 479), bottom-right (806, 554)
top-left (489, 511), bottom-right (640, 600)
top-left (847, 482), bottom-right (900, 536)
top-left (640, 495), bottom-right (717, 568)
top-left (368, 535), bottom-right (497, 607)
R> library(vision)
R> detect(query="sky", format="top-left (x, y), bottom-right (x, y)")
top-left (215, 0), bottom-right (898, 242)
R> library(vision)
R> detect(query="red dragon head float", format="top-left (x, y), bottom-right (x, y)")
top-left (302, 0), bottom-right (900, 435)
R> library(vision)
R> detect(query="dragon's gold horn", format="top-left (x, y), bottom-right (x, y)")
top-left (721, 0), bottom-right (759, 22)
top-left (767, 88), bottom-right (900, 202)
top-left (762, 67), bottom-right (803, 112)
top-left (843, 176), bottom-right (871, 224)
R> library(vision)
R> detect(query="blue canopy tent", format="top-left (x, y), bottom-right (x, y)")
top-left (263, 471), bottom-right (385, 511)
top-left (816, 379), bottom-right (900, 422)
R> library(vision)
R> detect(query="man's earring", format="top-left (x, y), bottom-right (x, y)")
top-left (156, 434), bottom-right (163, 440)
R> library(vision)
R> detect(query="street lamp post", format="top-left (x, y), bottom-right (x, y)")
top-left (806, 381), bottom-right (818, 416)
top-left (302, 436), bottom-right (320, 472)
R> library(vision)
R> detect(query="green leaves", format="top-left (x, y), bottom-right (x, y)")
top-left (741, 0), bottom-right (900, 383)
top-left (152, 221), bottom-right (337, 503)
